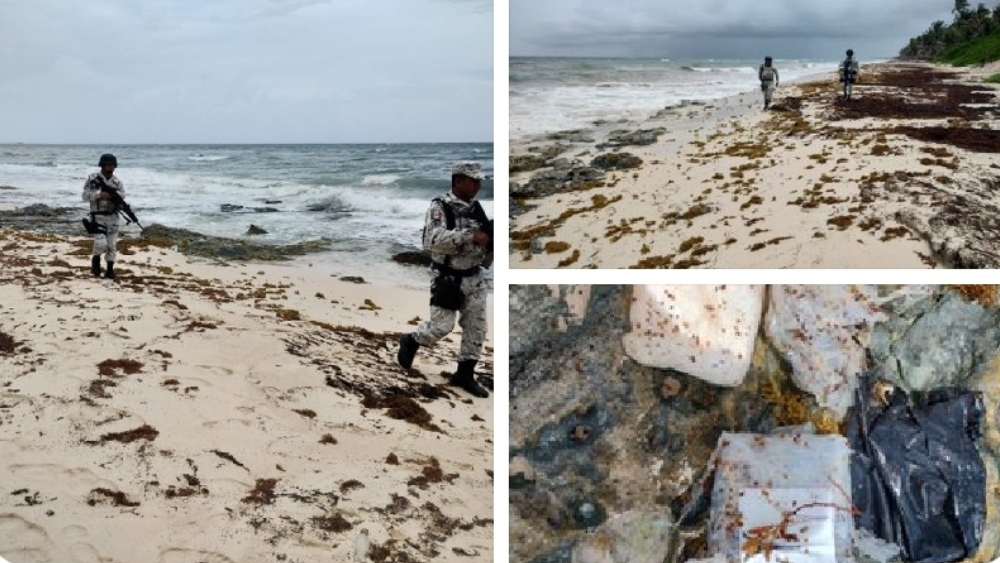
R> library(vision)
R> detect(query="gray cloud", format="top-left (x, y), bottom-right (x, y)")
top-left (0, 0), bottom-right (492, 143)
top-left (511, 0), bottom-right (960, 59)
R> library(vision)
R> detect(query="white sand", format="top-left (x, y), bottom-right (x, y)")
top-left (0, 227), bottom-right (493, 563)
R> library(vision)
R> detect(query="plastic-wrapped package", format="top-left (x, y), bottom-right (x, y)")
top-left (847, 374), bottom-right (986, 563)
top-left (708, 432), bottom-right (855, 563)
top-left (623, 285), bottom-right (765, 386)
top-left (765, 285), bottom-right (887, 418)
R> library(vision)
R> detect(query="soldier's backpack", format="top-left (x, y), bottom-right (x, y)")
top-left (760, 65), bottom-right (776, 82)
top-left (843, 59), bottom-right (859, 81)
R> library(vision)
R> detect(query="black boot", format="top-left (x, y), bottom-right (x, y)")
top-left (450, 359), bottom-right (489, 398)
top-left (104, 261), bottom-right (115, 280)
top-left (91, 255), bottom-right (102, 277)
top-left (397, 333), bottom-right (420, 369)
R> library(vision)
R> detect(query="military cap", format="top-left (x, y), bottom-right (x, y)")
top-left (452, 161), bottom-right (484, 180)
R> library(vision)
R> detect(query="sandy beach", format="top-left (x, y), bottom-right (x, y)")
top-left (510, 60), bottom-right (1000, 269)
top-left (0, 227), bottom-right (493, 563)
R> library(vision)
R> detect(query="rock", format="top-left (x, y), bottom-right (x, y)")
top-left (546, 130), bottom-right (596, 143)
top-left (510, 455), bottom-right (537, 488)
top-left (391, 251), bottom-right (432, 267)
top-left (512, 154), bottom-right (553, 174)
top-left (518, 166), bottom-right (606, 199)
top-left (14, 203), bottom-right (68, 217)
top-left (138, 223), bottom-right (330, 261)
top-left (220, 203), bottom-right (279, 214)
top-left (590, 152), bottom-right (643, 171)
top-left (623, 285), bottom-right (765, 387)
top-left (870, 287), bottom-right (1000, 391)
top-left (339, 276), bottom-right (367, 284)
top-left (511, 144), bottom-right (574, 174)
top-left (853, 529), bottom-right (903, 563)
top-left (571, 511), bottom-right (676, 563)
top-left (601, 128), bottom-right (665, 148)
top-left (246, 224), bottom-right (267, 235)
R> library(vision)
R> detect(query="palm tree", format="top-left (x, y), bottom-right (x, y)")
top-left (954, 0), bottom-right (971, 19)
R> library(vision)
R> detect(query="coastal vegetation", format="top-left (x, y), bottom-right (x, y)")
top-left (900, 0), bottom-right (1000, 64)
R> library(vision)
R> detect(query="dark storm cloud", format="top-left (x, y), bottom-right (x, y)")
top-left (511, 0), bottom-right (959, 59)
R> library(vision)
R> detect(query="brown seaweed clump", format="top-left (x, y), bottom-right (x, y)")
top-left (950, 285), bottom-right (999, 307)
top-left (361, 395), bottom-right (443, 433)
top-left (242, 478), bottom-right (278, 504)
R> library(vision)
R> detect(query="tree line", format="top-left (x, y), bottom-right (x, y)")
top-left (900, 0), bottom-right (1000, 59)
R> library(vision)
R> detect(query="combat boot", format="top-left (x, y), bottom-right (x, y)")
top-left (397, 333), bottom-right (420, 369)
top-left (450, 359), bottom-right (489, 398)
top-left (104, 261), bottom-right (115, 280)
top-left (91, 255), bottom-right (102, 277)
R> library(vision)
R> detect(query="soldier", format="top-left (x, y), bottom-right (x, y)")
top-left (840, 49), bottom-right (860, 100)
top-left (759, 56), bottom-right (780, 110)
top-left (82, 153), bottom-right (125, 279)
top-left (397, 161), bottom-right (492, 398)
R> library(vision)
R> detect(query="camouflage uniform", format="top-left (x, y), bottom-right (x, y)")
top-left (759, 60), bottom-right (779, 109)
top-left (414, 190), bottom-right (493, 361)
top-left (82, 172), bottom-right (125, 263)
top-left (398, 161), bottom-right (492, 398)
top-left (840, 54), bottom-right (860, 100)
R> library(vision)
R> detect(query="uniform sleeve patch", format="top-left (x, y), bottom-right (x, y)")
top-left (432, 208), bottom-right (444, 222)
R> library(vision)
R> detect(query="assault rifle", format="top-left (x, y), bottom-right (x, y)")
top-left (91, 176), bottom-right (143, 230)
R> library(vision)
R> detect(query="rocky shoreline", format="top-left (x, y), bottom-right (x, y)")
top-left (0, 202), bottom-right (433, 267)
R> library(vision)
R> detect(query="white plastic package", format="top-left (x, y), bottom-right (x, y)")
top-left (623, 285), bottom-right (765, 386)
top-left (708, 432), bottom-right (855, 563)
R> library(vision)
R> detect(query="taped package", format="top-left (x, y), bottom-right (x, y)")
top-left (708, 432), bottom-right (855, 563)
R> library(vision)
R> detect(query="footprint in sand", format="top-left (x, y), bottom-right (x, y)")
top-left (7, 464), bottom-right (118, 495)
top-left (195, 365), bottom-right (233, 377)
top-left (159, 548), bottom-right (237, 563)
top-left (0, 513), bottom-right (50, 560)
top-left (66, 542), bottom-right (113, 563)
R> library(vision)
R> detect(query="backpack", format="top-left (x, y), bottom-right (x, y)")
top-left (843, 59), bottom-right (858, 80)
top-left (760, 65), bottom-right (775, 82)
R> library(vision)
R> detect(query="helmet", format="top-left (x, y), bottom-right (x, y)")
top-left (765, 56), bottom-right (773, 63)
top-left (98, 153), bottom-right (117, 167)
top-left (846, 49), bottom-right (854, 57)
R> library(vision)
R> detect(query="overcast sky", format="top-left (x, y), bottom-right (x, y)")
top-left (0, 0), bottom-right (492, 144)
top-left (511, 0), bottom-right (961, 60)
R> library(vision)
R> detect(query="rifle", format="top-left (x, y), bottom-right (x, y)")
top-left (92, 176), bottom-right (143, 230)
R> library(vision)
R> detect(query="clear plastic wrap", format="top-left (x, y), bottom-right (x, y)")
top-left (708, 432), bottom-right (855, 563)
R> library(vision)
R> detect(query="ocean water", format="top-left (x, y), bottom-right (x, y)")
top-left (510, 57), bottom-right (844, 141)
top-left (0, 143), bottom-right (493, 288)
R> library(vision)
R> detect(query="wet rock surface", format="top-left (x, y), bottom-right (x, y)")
top-left (510, 285), bottom-right (1000, 563)
top-left (598, 127), bottom-right (667, 149)
top-left (390, 250), bottom-right (433, 267)
top-left (0, 203), bottom-right (331, 262)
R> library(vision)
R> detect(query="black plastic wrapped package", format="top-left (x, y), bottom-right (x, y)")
top-left (847, 373), bottom-right (986, 563)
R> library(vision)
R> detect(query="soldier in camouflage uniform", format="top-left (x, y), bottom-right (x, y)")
top-left (397, 161), bottom-right (492, 398)
top-left (82, 153), bottom-right (125, 279)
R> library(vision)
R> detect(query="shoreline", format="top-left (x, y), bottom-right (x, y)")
top-left (509, 60), bottom-right (1000, 269)
top-left (0, 225), bottom-right (494, 562)
top-left (0, 203), bottom-right (479, 291)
